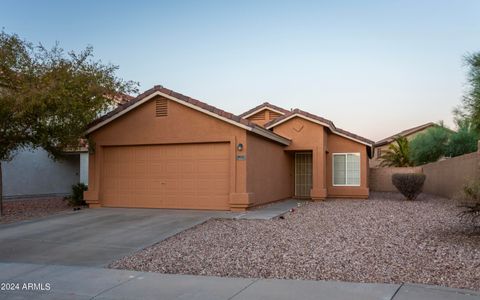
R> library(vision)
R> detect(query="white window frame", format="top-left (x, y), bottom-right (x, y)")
top-left (332, 153), bottom-right (361, 187)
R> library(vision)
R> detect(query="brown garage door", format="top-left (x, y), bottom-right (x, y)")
top-left (101, 143), bottom-right (230, 210)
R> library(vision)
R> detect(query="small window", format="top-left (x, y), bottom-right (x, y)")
top-left (333, 153), bottom-right (360, 186)
top-left (377, 149), bottom-right (382, 158)
top-left (155, 99), bottom-right (168, 117)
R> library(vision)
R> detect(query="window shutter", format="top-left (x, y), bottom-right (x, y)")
top-left (156, 99), bottom-right (168, 117)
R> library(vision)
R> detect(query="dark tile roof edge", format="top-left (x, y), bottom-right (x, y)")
top-left (264, 108), bottom-right (374, 146)
top-left (374, 122), bottom-right (436, 146)
top-left (86, 86), bottom-right (290, 145)
top-left (239, 102), bottom-right (290, 118)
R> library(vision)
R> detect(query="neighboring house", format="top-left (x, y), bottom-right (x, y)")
top-left (370, 122), bottom-right (436, 168)
top-left (1, 148), bottom-right (86, 198)
top-left (84, 85), bottom-right (373, 211)
top-left (1, 93), bottom-right (133, 198)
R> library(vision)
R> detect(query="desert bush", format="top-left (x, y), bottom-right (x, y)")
top-left (445, 124), bottom-right (479, 157)
top-left (457, 180), bottom-right (480, 225)
top-left (379, 136), bottom-right (413, 167)
top-left (65, 183), bottom-right (88, 206)
top-left (410, 125), bottom-right (451, 165)
top-left (391, 173), bottom-right (426, 200)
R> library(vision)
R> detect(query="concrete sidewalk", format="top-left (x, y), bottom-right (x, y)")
top-left (0, 263), bottom-right (479, 300)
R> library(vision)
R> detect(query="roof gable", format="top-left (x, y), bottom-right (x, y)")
top-left (375, 122), bottom-right (436, 146)
top-left (265, 108), bottom-right (373, 146)
top-left (239, 102), bottom-right (290, 119)
top-left (86, 86), bottom-right (290, 146)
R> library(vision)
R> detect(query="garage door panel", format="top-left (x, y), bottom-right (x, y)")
top-left (102, 143), bottom-right (230, 210)
top-left (133, 164), bottom-right (147, 176)
top-left (198, 160), bottom-right (228, 173)
top-left (180, 178), bottom-right (196, 190)
top-left (195, 196), bottom-right (229, 209)
top-left (180, 161), bottom-right (195, 175)
top-left (149, 163), bottom-right (165, 177)
top-left (198, 179), bottom-right (229, 195)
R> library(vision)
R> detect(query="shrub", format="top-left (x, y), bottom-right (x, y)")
top-left (457, 180), bottom-right (480, 224)
top-left (410, 125), bottom-right (450, 165)
top-left (445, 125), bottom-right (478, 157)
top-left (379, 136), bottom-right (413, 167)
top-left (391, 173), bottom-right (426, 200)
top-left (65, 183), bottom-right (88, 206)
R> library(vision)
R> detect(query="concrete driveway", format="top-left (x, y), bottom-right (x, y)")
top-left (0, 208), bottom-right (231, 267)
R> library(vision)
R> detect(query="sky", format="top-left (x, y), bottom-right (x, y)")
top-left (2, 1), bottom-right (480, 141)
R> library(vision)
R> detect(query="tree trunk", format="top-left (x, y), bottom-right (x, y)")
top-left (0, 161), bottom-right (3, 216)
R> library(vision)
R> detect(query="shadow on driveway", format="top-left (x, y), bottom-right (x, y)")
top-left (0, 199), bottom-right (302, 267)
top-left (0, 208), bottom-right (231, 267)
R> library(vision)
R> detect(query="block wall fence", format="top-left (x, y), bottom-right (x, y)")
top-left (369, 141), bottom-right (480, 199)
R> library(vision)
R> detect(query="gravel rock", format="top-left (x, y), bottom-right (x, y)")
top-left (109, 192), bottom-right (480, 291)
top-left (0, 197), bottom-right (71, 224)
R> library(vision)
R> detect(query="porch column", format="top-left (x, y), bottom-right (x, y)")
top-left (84, 146), bottom-right (101, 208)
top-left (311, 146), bottom-right (327, 200)
top-left (229, 135), bottom-right (253, 211)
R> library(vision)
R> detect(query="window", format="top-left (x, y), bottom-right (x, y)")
top-left (376, 148), bottom-right (382, 158)
top-left (333, 153), bottom-right (360, 186)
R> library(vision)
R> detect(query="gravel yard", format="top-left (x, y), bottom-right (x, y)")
top-left (110, 192), bottom-right (480, 291)
top-left (0, 197), bottom-right (72, 224)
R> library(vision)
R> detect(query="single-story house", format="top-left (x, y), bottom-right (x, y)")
top-left (370, 122), bottom-right (436, 168)
top-left (84, 86), bottom-right (373, 211)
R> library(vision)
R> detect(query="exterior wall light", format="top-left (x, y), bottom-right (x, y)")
top-left (237, 143), bottom-right (244, 151)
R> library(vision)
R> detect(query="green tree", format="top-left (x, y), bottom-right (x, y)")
top-left (379, 136), bottom-right (413, 167)
top-left (455, 52), bottom-right (480, 131)
top-left (0, 31), bottom-right (137, 215)
top-left (445, 122), bottom-right (478, 157)
top-left (409, 125), bottom-right (451, 165)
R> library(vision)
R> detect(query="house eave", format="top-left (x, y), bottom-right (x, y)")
top-left (241, 107), bottom-right (286, 119)
top-left (266, 113), bottom-right (373, 147)
top-left (85, 90), bottom-right (290, 146)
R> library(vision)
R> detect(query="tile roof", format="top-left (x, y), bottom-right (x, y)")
top-left (86, 85), bottom-right (290, 145)
top-left (264, 108), bottom-right (374, 146)
top-left (113, 92), bottom-right (135, 105)
top-left (88, 85), bottom-right (372, 146)
top-left (375, 122), bottom-right (436, 146)
top-left (88, 85), bottom-right (251, 128)
top-left (239, 102), bottom-right (290, 118)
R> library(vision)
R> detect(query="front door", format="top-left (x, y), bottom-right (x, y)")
top-left (294, 152), bottom-right (312, 198)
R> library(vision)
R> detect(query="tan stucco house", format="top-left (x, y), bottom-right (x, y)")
top-left (84, 86), bottom-right (373, 211)
top-left (370, 122), bottom-right (436, 168)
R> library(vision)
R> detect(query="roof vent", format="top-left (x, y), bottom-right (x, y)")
top-left (250, 111), bottom-right (266, 120)
top-left (156, 98), bottom-right (168, 117)
top-left (269, 111), bottom-right (282, 120)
